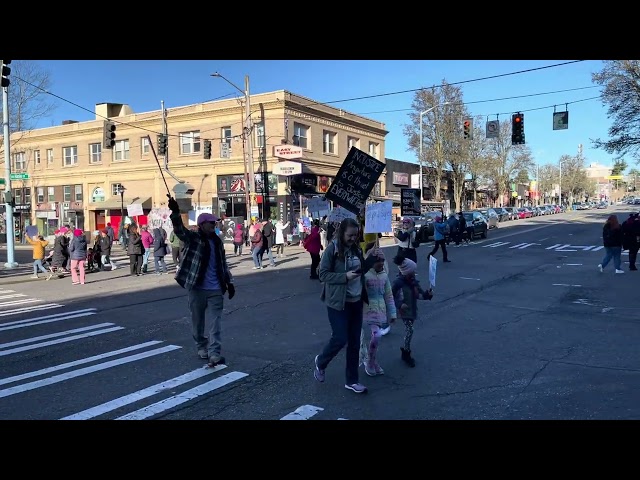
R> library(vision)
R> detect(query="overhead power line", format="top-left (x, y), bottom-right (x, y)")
top-left (356, 85), bottom-right (601, 115)
top-left (9, 60), bottom-right (589, 142)
top-left (303, 60), bottom-right (586, 107)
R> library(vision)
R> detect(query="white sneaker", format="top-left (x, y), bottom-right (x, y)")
top-left (598, 264), bottom-right (603, 273)
top-left (380, 326), bottom-right (391, 336)
top-left (615, 269), bottom-right (624, 274)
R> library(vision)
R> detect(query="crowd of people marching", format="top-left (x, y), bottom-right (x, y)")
top-left (25, 221), bottom-right (181, 284)
top-left (22, 204), bottom-right (639, 396)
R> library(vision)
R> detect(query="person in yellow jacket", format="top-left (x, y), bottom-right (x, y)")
top-left (26, 232), bottom-right (50, 279)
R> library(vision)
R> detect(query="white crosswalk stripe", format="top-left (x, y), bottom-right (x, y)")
top-left (280, 404), bottom-right (347, 420)
top-left (477, 241), bottom-right (627, 254)
top-left (115, 371), bottom-right (249, 420)
top-left (0, 297), bottom-right (251, 420)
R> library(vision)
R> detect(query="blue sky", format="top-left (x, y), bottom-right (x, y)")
top-left (33, 60), bottom-right (618, 170)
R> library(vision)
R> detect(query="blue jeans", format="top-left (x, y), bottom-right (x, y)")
top-left (33, 259), bottom-right (47, 275)
top-left (317, 301), bottom-right (363, 385)
top-left (154, 255), bottom-right (167, 273)
top-left (142, 250), bottom-right (151, 269)
top-left (252, 247), bottom-right (262, 268)
top-left (601, 246), bottom-right (622, 270)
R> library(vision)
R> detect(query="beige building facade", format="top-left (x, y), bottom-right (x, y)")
top-left (1, 91), bottom-right (388, 237)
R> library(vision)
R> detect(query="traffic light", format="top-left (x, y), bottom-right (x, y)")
top-left (1, 60), bottom-right (11, 88)
top-left (157, 134), bottom-right (168, 156)
top-left (512, 113), bottom-right (525, 145)
top-left (103, 121), bottom-right (116, 149)
top-left (203, 139), bottom-right (212, 159)
top-left (463, 118), bottom-right (473, 140)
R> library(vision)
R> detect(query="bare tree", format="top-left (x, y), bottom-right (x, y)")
top-left (514, 169), bottom-right (530, 184)
top-left (459, 115), bottom-right (492, 209)
top-left (592, 60), bottom-right (640, 164)
top-left (538, 164), bottom-right (559, 202)
top-left (403, 81), bottom-right (467, 201)
top-left (0, 60), bottom-right (56, 155)
top-left (560, 153), bottom-right (592, 203)
top-left (486, 120), bottom-right (535, 206)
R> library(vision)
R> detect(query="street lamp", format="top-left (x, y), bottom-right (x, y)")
top-left (117, 184), bottom-right (126, 232)
top-left (419, 102), bottom-right (450, 203)
top-left (211, 72), bottom-right (256, 220)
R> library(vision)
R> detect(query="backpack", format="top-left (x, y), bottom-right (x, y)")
top-left (317, 240), bottom-right (339, 278)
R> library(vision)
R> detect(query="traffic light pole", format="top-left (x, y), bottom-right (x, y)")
top-left (2, 84), bottom-right (18, 268)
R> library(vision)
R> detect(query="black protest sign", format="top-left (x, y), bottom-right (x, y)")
top-left (401, 188), bottom-right (421, 216)
top-left (324, 147), bottom-right (386, 215)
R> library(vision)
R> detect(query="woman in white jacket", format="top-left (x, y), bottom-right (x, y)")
top-left (274, 219), bottom-right (289, 257)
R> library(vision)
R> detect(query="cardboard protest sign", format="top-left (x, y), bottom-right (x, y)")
top-left (401, 188), bottom-right (421, 217)
top-left (324, 147), bottom-right (386, 215)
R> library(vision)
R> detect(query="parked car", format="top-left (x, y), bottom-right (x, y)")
top-left (475, 209), bottom-right (499, 229)
top-left (493, 207), bottom-right (511, 222)
top-left (517, 207), bottom-right (532, 219)
top-left (462, 211), bottom-right (488, 239)
top-left (503, 207), bottom-right (519, 220)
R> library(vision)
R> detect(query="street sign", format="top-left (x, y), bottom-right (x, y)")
top-left (273, 145), bottom-right (303, 160)
top-left (10, 173), bottom-right (29, 180)
top-left (607, 175), bottom-right (623, 180)
top-left (220, 142), bottom-right (230, 159)
top-left (553, 111), bottom-right (569, 130)
top-left (486, 120), bottom-right (499, 138)
top-left (0, 178), bottom-right (4, 185)
top-left (272, 160), bottom-right (302, 176)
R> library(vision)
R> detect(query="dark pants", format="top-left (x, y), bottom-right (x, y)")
top-left (429, 239), bottom-right (448, 261)
top-left (309, 252), bottom-right (321, 279)
top-left (317, 301), bottom-right (363, 385)
top-left (129, 254), bottom-right (143, 275)
top-left (397, 247), bottom-right (417, 264)
top-left (172, 247), bottom-right (180, 268)
top-left (629, 245), bottom-right (639, 269)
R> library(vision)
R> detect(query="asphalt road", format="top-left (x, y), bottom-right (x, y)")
top-left (1, 205), bottom-right (639, 420)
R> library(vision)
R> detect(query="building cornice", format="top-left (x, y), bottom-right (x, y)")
top-left (284, 107), bottom-right (387, 139)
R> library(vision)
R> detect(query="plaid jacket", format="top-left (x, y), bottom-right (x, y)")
top-left (170, 212), bottom-right (233, 292)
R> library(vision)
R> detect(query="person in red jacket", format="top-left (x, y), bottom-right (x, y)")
top-left (303, 220), bottom-right (323, 280)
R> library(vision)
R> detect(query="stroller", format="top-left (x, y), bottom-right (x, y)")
top-left (86, 247), bottom-right (102, 272)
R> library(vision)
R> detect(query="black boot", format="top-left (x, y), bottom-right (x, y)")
top-left (401, 347), bottom-right (415, 368)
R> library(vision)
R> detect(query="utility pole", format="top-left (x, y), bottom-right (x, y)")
top-left (161, 100), bottom-right (170, 170)
top-left (244, 75), bottom-right (256, 218)
top-left (2, 82), bottom-right (18, 268)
